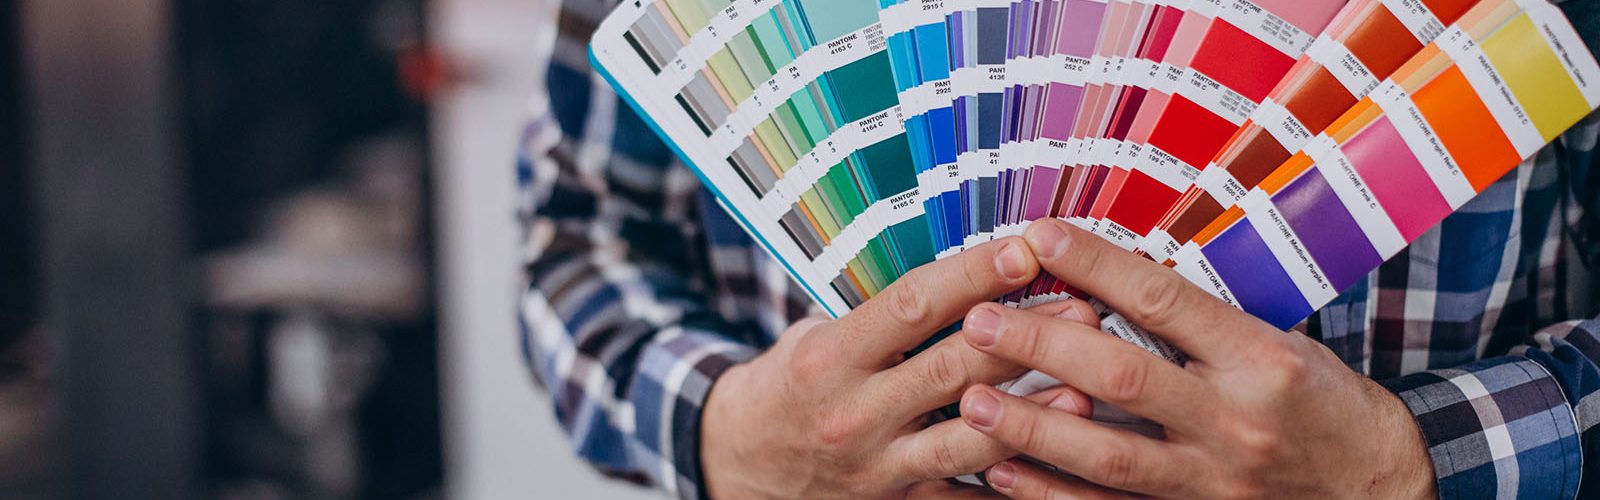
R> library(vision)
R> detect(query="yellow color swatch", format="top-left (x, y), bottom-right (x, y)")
top-left (1481, 13), bottom-right (1588, 141)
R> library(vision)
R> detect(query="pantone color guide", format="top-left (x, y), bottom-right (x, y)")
top-left (883, 0), bottom-right (962, 253)
top-left (1086, 0), bottom-right (1345, 251)
top-left (1140, 0), bottom-right (1481, 262)
top-left (590, 0), bottom-right (945, 314)
top-left (1120, 0), bottom-right (1600, 344)
top-left (592, 0), bottom-right (1598, 363)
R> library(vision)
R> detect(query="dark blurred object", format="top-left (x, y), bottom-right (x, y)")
top-left (22, 0), bottom-right (201, 498)
top-left (179, 0), bottom-right (420, 253)
top-left (175, 0), bottom-right (444, 498)
top-left (9, 0), bottom-right (444, 498)
top-left (0, 0), bottom-right (37, 366)
top-left (201, 134), bottom-right (439, 500)
top-left (0, 333), bottom-right (54, 500)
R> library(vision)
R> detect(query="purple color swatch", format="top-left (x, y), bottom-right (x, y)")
top-left (1271, 168), bottom-right (1382, 293)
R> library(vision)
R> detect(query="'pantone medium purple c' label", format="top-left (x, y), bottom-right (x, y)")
top-left (1270, 168), bottom-right (1382, 293)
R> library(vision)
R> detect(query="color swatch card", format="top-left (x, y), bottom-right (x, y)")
top-left (945, 0), bottom-right (1022, 252)
top-left (1151, 0), bottom-right (1599, 337)
top-left (1051, 0), bottom-right (1176, 230)
top-left (1023, 0), bottom-right (1345, 303)
top-left (882, 0), bottom-right (964, 254)
top-left (1010, 0), bottom-right (1111, 227)
top-left (945, 0), bottom-right (1118, 255)
top-left (1139, 0), bottom-right (1481, 262)
top-left (993, 0), bottom-right (1074, 239)
top-left (1083, 0), bottom-right (1346, 252)
top-left (1024, 0), bottom-right (1149, 231)
top-left (1073, 0), bottom-right (1195, 216)
top-left (590, 0), bottom-right (941, 315)
top-left (593, 0), bottom-right (1599, 378)
top-left (1018, 0), bottom-right (1204, 300)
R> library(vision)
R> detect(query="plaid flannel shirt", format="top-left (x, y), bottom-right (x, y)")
top-left (519, 1), bottom-right (1600, 497)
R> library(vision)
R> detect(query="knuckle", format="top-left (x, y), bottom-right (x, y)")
top-left (1213, 479), bottom-right (1266, 500)
top-left (1029, 327), bottom-right (1069, 371)
top-left (886, 278), bottom-right (932, 328)
top-left (1099, 355), bottom-right (1149, 404)
top-left (1013, 317), bottom-right (1050, 365)
top-left (961, 249), bottom-right (993, 289)
top-left (923, 347), bottom-right (966, 394)
top-left (1230, 419), bottom-right (1285, 466)
top-left (1071, 235), bottom-right (1105, 272)
top-left (787, 335), bottom-right (832, 385)
top-left (1274, 351), bottom-right (1310, 386)
top-left (1129, 272), bottom-right (1186, 327)
top-left (1255, 340), bottom-right (1310, 391)
top-left (1016, 413), bottom-right (1052, 455)
top-left (926, 440), bottom-right (962, 479)
top-left (813, 410), bottom-right (865, 452)
top-left (1090, 441), bottom-right (1138, 490)
top-left (1044, 487), bottom-right (1075, 500)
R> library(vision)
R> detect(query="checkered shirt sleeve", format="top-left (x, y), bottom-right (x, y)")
top-left (1381, 347), bottom-right (1586, 499)
top-left (515, 20), bottom-right (768, 497)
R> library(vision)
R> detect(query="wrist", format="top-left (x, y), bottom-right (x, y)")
top-left (700, 362), bottom-right (770, 500)
top-left (1367, 381), bottom-right (1437, 500)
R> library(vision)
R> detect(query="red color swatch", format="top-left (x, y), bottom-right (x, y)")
top-left (1145, 95), bottom-right (1238, 169)
top-left (1189, 20), bottom-right (1296, 102)
top-left (1104, 169), bottom-right (1182, 234)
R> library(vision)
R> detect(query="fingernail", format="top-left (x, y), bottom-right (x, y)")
top-left (1045, 391), bottom-right (1081, 415)
top-left (963, 389), bottom-right (1002, 428)
top-left (965, 306), bottom-right (1002, 347)
top-left (1056, 304), bottom-right (1087, 324)
top-left (987, 461), bottom-right (1017, 490)
top-left (1026, 221), bottom-right (1070, 260)
top-left (994, 241), bottom-right (1029, 280)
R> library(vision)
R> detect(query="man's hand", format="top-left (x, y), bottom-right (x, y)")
top-left (701, 237), bottom-right (1089, 499)
top-left (956, 219), bottom-right (1437, 499)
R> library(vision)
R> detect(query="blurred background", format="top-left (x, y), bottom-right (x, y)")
top-left (3, 0), bottom-right (653, 498)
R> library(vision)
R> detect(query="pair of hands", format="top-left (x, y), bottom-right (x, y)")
top-left (701, 219), bottom-right (1437, 499)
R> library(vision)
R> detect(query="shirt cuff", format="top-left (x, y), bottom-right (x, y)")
top-left (630, 327), bottom-right (757, 500)
top-left (1381, 356), bottom-right (1582, 500)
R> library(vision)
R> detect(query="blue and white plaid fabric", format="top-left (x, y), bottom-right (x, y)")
top-left (520, 1), bottom-right (1600, 498)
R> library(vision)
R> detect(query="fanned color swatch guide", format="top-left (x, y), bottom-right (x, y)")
top-left (591, 0), bottom-right (1600, 360)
